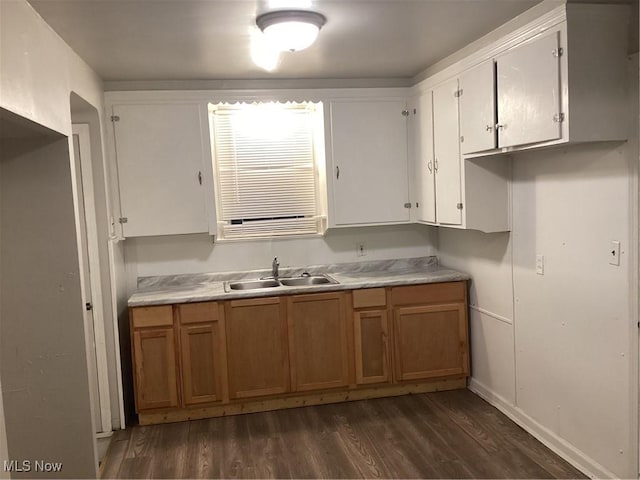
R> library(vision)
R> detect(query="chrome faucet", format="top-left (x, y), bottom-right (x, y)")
top-left (272, 257), bottom-right (279, 279)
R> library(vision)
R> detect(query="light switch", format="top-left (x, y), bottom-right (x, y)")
top-left (609, 241), bottom-right (620, 266)
top-left (535, 254), bottom-right (544, 275)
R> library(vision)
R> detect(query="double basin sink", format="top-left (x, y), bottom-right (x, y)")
top-left (224, 273), bottom-right (339, 292)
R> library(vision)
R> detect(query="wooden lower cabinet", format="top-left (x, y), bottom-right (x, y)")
top-left (132, 327), bottom-right (179, 410)
top-left (177, 302), bottom-right (225, 405)
top-left (393, 303), bottom-right (469, 381)
top-left (354, 309), bottom-right (390, 385)
top-left (131, 281), bottom-right (469, 424)
top-left (287, 292), bottom-right (350, 392)
top-left (225, 297), bottom-right (290, 399)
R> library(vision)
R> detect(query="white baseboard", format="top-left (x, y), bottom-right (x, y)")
top-left (468, 377), bottom-right (617, 480)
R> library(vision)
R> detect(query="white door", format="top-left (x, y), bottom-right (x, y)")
top-left (496, 31), bottom-right (562, 148)
top-left (433, 79), bottom-right (463, 226)
top-left (459, 60), bottom-right (497, 154)
top-left (413, 92), bottom-right (436, 223)
top-left (112, 103), bottom-right (209, 237)
top-left (73, 125), bottom-right (112, 435)
top-left (329, 99), bottom-right (410, 226)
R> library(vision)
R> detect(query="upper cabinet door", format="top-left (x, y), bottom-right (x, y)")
top-left (113, 103), bottom-right (209, 237)
top-left (496, 31), bottom-right (562, 148)
top-left (459, 61), bottom-right (497, 154)
top-left (329, 99), bottom-right (410, 226)
top-left (413, 93), bottom-right (436, 224)
top-left (432, 79), bottom-right (462, 226)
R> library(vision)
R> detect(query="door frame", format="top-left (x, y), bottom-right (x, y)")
top-left (73, 123), bottom-right (112, 434)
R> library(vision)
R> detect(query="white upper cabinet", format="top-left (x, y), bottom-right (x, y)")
top-left (111, 103), bottom-right (211, 238)
top-left (458, 61), bottom-right (497, 154)
top-left (455, 3), bottom-right (629, 157)
top-left (496, 31), bottom-right (561, 148)
top-left (432, 79), bottom-right (462, 226)
top-left (410, 86), bottom-right (510, 233)
top-left (328, 99), bottom-right (410, 226)
top-left (458, 32), bottom-right (563, 153)
top-left (411, 93), bottom-right (436, 224)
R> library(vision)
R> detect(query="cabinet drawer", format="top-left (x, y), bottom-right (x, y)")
top-left (131, 305), bottom-right (173, 328)
top-left (391, 282), bottom-right (465, 306)
top-left (178, 302), bottom-right (219, 324)
top-left (352, 288), bottom-right (387, 309)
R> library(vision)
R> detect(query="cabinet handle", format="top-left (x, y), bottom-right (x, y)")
top-left (434, 159), bottom-right (439, 173)
top-left (336, 165), bottom-right (340, 179)
top-left (198, 171), bottom-right (203, 185)
top-left (486, 125), bottom-right (493, 132)
top-left (427, 161), bottom-right (433, 173)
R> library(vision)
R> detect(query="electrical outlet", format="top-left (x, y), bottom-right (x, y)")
top-left (535, 254), bottom-right (544, 275)
top-left (609, 241), bottom-right (620, 266)
top-left (357, 243), bottom-right (367, 257)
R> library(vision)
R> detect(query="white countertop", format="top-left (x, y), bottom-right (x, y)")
top-left (128, 257), bottom-right (470, 307)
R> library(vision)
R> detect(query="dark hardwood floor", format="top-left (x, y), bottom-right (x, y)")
top-left (100, 389), bottom-right (586, 479)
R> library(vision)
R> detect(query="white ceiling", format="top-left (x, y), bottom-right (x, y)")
top-left (28, 0), bottom-right (542, 82)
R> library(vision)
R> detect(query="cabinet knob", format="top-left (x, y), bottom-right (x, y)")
top-left (486, 125), bottom-right (493, 132)
top-left (495, 124), bottom-right (505, 131)
top-left (434, 160), bottom-right (439, 172)
top-left (427, 161), bottom-right (433, 173)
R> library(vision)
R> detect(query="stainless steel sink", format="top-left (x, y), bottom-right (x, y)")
top-left (279, 275), bottom-right (338, 287)
top-left (224, 273), bottom-right (339, 292)
top-left (227, 279), bottom-right (280, 290)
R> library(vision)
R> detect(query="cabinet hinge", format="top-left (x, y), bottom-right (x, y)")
top-left (552, 47), bottom-right (563, 57)
top-left (110, 115), bottom-right (120, 122)
top-left (454, 89), bottom-right (463, 98)
top-left (553, 113), bottom-right (565, 123)
top-left (456, 203), bottom-right (464, 210)
top-left (118, 217), bottom-right (128, 224)
top-left (401, 110), bottom-right (410, 117)
top-left (404, 202), bottom-right (412, 209)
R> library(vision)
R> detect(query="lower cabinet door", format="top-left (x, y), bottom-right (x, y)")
top-left (288, 292), bottom-right (350, 392)
top-left (226, 297), bottom-right (290, 399)
top-left (133, 327), bottom-right (179, 410)
top-left (393, 303), bottom-right (469, 381)
top-left (354, 309), bottom-right (390, 385)
top-left (180, 322), bottom-right (222, 405)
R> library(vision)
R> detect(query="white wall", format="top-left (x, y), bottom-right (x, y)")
top-left (125, 224), bottom-right (437, 285)
top-left (439, 55), bottom-right (639, 479)
top-left (0, 0), bottom-right (120, 474)
top-left (0, 1), bottom-right (103, 136)
top-left (1, 135), bottom-right (98, 479)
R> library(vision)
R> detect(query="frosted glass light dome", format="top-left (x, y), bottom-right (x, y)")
top-left (256, 10), bottom-right (326, 52)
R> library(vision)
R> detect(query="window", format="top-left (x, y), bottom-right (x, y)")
top-left (209, 102), bottom-right (325, 240)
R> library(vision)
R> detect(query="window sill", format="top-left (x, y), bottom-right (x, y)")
top-left (214, 232), bottom-right (327, 244)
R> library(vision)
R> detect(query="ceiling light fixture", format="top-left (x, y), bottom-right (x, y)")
top-left (256, 10), bottom-right (326, 52)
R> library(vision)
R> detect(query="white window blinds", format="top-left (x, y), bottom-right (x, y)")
top-left (210, 102), bottom-right (323, 240)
